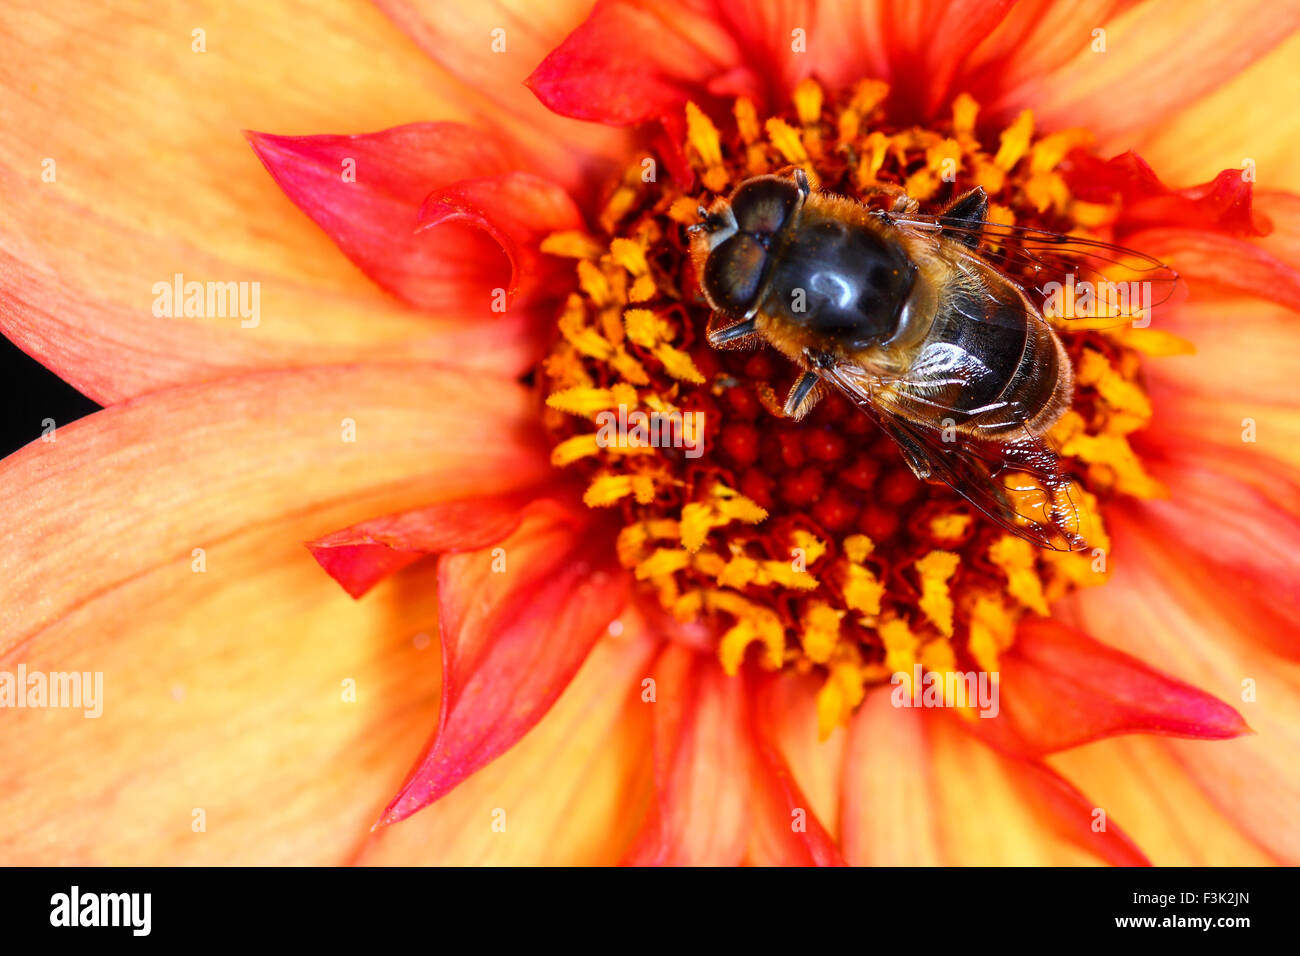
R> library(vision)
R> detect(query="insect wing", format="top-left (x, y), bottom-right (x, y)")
top-left (818, 361), bottom-right (1090, 551)
top-left (891, 214), bottom-right (1180, 329)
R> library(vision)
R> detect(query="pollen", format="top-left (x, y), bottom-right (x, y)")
top-left (538, 80), bottom-right (1167, 732)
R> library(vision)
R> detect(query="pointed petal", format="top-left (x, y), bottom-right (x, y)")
top-left (307, 489), bottom-right (546, 599)
top-left (355, 610), bottom-right (658, 864)
top-left (1063, 154), bottom-right (1267, 237)
top-left (753, 671), bottom-right (847, 845)
top-left (747, 675), bottom-right (846, 865)
top-left (841, 689), bottom-right (1148, 865)
top-left (622, 644), bottom-right (753, 865)
top-left (0, 363), bottom-right (546, 659)
top-left (379, 502), bottom-right (629, 824)
top-left (1000, 0), bottom-right (1300, 154)
top-left (415, 172), bottom-right (585, 304)
top-left (976, 616), bottom-right (1249, 756)
top-left (0, 0), bottom-right (538, 404)
top-left (247, 127), bottom-right (582, 311)
top-left (1124, 226), bottom-right (1300, 313)
top-left (526, 0), bottom-right (743, 128)
top-left (373, 0), bottom-right (632, 199)
top-left (0, 364), bottom-right (540, 862)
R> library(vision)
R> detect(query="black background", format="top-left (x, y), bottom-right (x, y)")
top-left (0, 334), bottom-right (100, 457)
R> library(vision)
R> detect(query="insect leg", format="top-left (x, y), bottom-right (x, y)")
top-left (783, 370), bottom-right (824, 420)
top-left (706, 317), bottom-right (759, 348)
top-left (794, 168), bottom-right (811, 198)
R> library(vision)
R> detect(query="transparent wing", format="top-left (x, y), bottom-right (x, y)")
top-left (819, 362), bottom-right (1090, 552)
top-left (889, 213), bottom-right (1180, 329)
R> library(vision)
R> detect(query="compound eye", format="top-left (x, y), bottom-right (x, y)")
top-left (731, 177), bottom-right (800, 236)
top-left (704, 233), bottom-right (769, 316)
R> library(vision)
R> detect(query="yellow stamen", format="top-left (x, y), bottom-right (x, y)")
top-left (685, 101), bottom-right (723, 168)
top-left (679, 484), bottom-right (768, 552)
top-left (929, 513), bottom-right (972, 542)
top-left (540, 230), bottom-right (604, 259)
top-left (878, 616), bottom-right (920, 676)
top-left (793, 77), bottom-right (824, 126)
top-left (550, 433), bottom-right (600, 467)
top-left (577, 258), bottom-right (612, 306)
top-left (988, 535), bottom-right (1050, 616)
top-left (765, 117), bottom-right (809, 164)
top-left (583, 473), bottom-right (656, 507)
top-left (801, 602), bottom-right (844, 664)
top-left (968, 595), bottom-right (1015, 673)
top-left (952, 92), bottom-right (979, 143)
top-left (816, 653), bottom-right (866, 739)
top-left (734, 97), bottom-right (760, 144)
top-left (915, 551), bottom-right (961, 637)
top-left (547, 383), bottom-right (638, 418)
top-left (994, 109), bottom-right (1034, 171)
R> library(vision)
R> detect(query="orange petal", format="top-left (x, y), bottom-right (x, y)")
top-left (0, 363), bottom-right (544, 862)
top-left (959, 0), bottom-right (1137, 107)
top-left (1002, 0), bottom-right (1300, 154)
top-left (0, 0), bottom-right (542, 404)
top-left (841, 689), bottom-right (1148, 865)
top-left (379, 501), bottom-right (629, 824)
top-left (1130, 32), bottom-right (1300, 194)
top-left (0, 363), bottom-right (548, 658)
top-left (753, 671), bottom-right (848, 845)
top-left (1049, 734), bottom-right (1279, 865)
top-left (307, 489), bottom-right (546, 599)
top-left (1125, 226), bottom-right (1300, 313)
top-left (1058, 513), bottom-right (1300, 863)
top-left (977, 616), bottom-right (1248, 756)
top-left (373, 0), bottom-right (633, 202)
top-left (622, 644), bottom-right (753, 865)
top-left (747, 674), bottom-right (846, 865)
top-left (877, 0), bottom-right (1018, 118)
top-left (841, 686), bottom-right (944, 865)
top-left (355, 611), bottom-right (658, 864)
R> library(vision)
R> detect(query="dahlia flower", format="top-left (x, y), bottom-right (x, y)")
top-left (1, 0), bottom-right (1298, 866)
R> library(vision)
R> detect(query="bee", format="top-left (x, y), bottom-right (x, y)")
top-left (688, 169), bottom-right (1177, 550)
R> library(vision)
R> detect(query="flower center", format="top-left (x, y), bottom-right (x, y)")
top-left (538, 79), bottom-right (1168, 736)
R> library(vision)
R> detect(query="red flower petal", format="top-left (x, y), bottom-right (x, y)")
top-left (975, 617), bottom-right (1250, 757)
top-left (527, 1), bottom-right (742, 128)
top-left (378, 500), bottom-right (628, 824)
top-left (246, 124), bottom-right (578, 312)
top-left (1116, 462), bottom-right (1300, 661)
top-left (748, 675), bottom-right (846, 866)
top-left (878, 0), bottom-right (1017, 119)
top-left (841, 690), bottom-right (1149, 865)
top-left (372, 0), bottom-right (632, 202)
top-left (307, 489), bottom-right (546, 599)
top-left (1007, 753), bottom-right (1151, 867)
top-left (1064, 154), bottom-right (1268, 237)
top-left (416, 173), bottom-right (585, 305)
top-left (622, 644), bottom-right (753, 865)
top-left (1125, 226), bottom-right (1300, 313)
